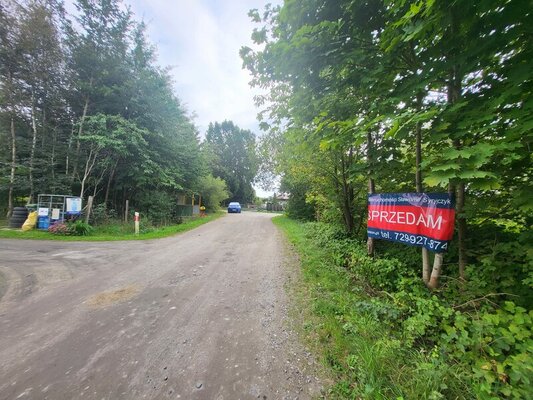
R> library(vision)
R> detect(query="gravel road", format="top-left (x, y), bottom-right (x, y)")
top-left (0, 212), bottom-right (323, 400)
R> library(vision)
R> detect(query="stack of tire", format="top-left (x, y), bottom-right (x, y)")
top-left (9, 207), bottom-right (29, 228)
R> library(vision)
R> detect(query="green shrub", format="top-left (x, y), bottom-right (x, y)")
top-left (135, 191), bottom-right (176, 226)
top-left (442, 302), bottom-right (533, 398)
top-left (195, 174), bottom-right (230, 211)
top-left (275, 217), bottom-right (532, 399)
top-left (70, 220), bottom-right (93, 236)
top-left (90, 203), bottom-right (119, 225)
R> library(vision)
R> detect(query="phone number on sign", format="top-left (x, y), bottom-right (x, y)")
top-left (393, 232), bottom-right (448, 251)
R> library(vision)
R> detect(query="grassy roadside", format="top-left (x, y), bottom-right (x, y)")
top-left (273, 215), bottom-right (468, 399)
top-left (0, 212), bottom-right (224, 241)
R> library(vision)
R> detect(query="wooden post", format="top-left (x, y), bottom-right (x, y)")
top-left (124, 199), bottom-right (129, 223)
top-left (85, 195), bottom-right (93, 224)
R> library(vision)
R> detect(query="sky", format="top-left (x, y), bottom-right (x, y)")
top-left (125, 0), bottom-right (275, 134)
top-left (65, 0), bottom-right (278, 197)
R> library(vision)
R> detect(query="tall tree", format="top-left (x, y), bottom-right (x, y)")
top-left (17, 0), bottom-right (64, 202)
top-left (0, 1), bottom-right (21, 217)
top-left (242, 0), bottom-right (532, 288)
top-left (205, 121), bottom-right (258, 204)
top-left (0, 0), bottom-right (207, 222)
top-left (64, 0), bottom-right (132, 183)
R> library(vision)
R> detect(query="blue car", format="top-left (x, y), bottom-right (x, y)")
top-left (227, 202), bottom-right (242, 213)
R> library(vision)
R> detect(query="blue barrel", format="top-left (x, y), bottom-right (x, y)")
top-left (38, 216), bottom-right (50, 230)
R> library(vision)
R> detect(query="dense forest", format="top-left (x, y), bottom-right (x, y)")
top-left (0, 0), bottom-right (257, 221)
top-left (242, 0), bottom-right (532, 398)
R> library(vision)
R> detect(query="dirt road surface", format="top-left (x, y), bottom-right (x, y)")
top-left (0, 213), bottom-right (323, 400)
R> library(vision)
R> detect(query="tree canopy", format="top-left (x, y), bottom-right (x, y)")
top-left (0, 0), bottom-right (235, 219)
top-left (241, 1), bottom-right (531, 397)
top-left (242, 0), bottom-right (531, 283)
top-left (204, 120), bottom-right (258, 204)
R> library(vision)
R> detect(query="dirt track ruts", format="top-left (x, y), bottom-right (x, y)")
top-left (0, 212), bottom-right (323, 399)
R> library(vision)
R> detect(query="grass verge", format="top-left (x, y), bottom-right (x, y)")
top-left (0, 212), bottom-right (224, 241)
top-left (273, 215), bottom-right (468, 399)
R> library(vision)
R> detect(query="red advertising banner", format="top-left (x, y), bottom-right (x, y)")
top-left (367, 193), bottom-right (455, 253)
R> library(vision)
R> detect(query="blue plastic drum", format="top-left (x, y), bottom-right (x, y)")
top-left (38, 216), bottom-right (50, 230)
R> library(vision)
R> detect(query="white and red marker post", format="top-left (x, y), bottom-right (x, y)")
top-left (134, 212), bottom-right (140, 235)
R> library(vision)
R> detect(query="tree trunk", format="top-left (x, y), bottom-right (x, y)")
top-left (340, 151), bottom-right (355, 234)
top-left (7, 116), bottom-right (16, 218)
top-left (366, 132), bottom-right (375, 256)
top-left (104, 161), bottom-right (117, 208)
top-left (447, 7), bottom-right (467, 282)
top-left (367, 176), bottom-right (375, 255)
top-left (72, 96), bottom-right (90, 183)
top-left (41, 108), bottom-right (46, 149)
top-left (428, 253), bottom-right (444, 289)
top-left (92, 165), bottom-right (108, 198)
top-left (29, 94), bottom-right (38, 203)
top-left (80, 147), bottom-right (98, 198)
top-left (456, 181), bottom-right (467, 280)
top-left (415, 98), bottom-right (431, 285)
top-left (51, 125), bottom-right (57, 183)
top-left (66, 123), bottom-right (75, 176)
top-left (429, 182), bottom-right (455, 288)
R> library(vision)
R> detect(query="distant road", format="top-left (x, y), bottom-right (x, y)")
top-left (0, 212), bottom-right (321, 400)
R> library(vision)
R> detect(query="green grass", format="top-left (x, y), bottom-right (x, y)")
top-left (273, 215), bottom-right (467, 399)
top-left (0, 212), bottom-right (224, 241)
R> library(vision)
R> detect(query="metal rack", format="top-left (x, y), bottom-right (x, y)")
top-left (37, 194), bottom-right (82, 223)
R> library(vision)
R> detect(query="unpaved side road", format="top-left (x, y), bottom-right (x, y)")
top-left (0, 213), bottom-right (323, 400)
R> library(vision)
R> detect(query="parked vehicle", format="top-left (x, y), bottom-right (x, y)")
top-left (227, 202), bottom-right (242, 213)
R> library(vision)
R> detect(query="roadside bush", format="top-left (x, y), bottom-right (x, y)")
top-left (90, 203), bottom-right (119, 225)
top-left (284, 185), bottom-right (316, 220)
top-left (441, 302), bottom-right (533, 398)
top-left (135, 191), bottom-right (176, 226)
top-left (70, 220), bottom-right (93, 236)
top-left (278, 218), bottom-right (532, 399)
top-left (195, 174), bottom-right (229, 211)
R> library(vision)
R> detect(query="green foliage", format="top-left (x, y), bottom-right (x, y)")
top-left (69, 220), bottom-right (93, 236)
top-left (90, 203), bottom-right (118, 226)
top-left (442, 303), bottom-right (533, 399)
top-left (280, 178), bottom-right (315, 221)
top-left (204, 120), bottom-right (258, 204)
top-left (195, 174), bottom-right (229, 211)
top-left (275, 216), bottom-right (532, 399)
top-left (242, 0), bottom-right (531, 262)
top-left (0, 0), bottom-right (205, 219)
top-left (134, 191), bottom-right (177, 227)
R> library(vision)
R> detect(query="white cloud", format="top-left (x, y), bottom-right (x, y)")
top-left (127, 0), bottom-right (276, 135)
